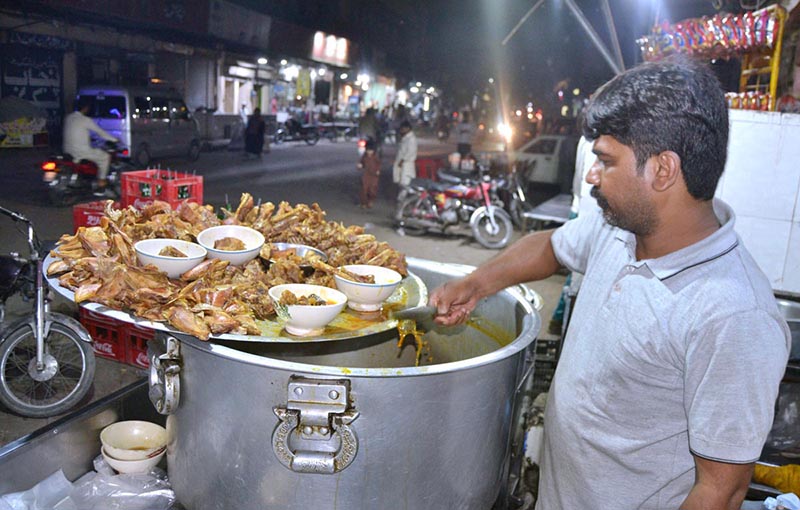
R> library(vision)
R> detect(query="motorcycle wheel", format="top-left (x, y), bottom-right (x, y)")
top-left (395, 195), bottom-right (430, 236)
top-left (305, 131), bottom-right (320, 145)
top-left (47, 175), bottom-right (74, 207)
top-left (0, 319), bottom-right (95, 417)
top-left (274, 132), bottom-right (286, 145)
top-left (134, 144), bottom-right (151, 167)
top-left (471, 207), bottom-right (513, 249)
top-left (509, 198), bottom-right (535, 230)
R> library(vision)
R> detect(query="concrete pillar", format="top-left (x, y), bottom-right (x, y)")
top-left (62, 51), bottom-right (77, 112)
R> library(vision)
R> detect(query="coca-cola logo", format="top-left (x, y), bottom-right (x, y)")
top-left (133, 198), bottom-right (154, 209)
top-left (94, 342), bottom-right (114, 355)
top-left (135, 352), bottom-right (150, 367)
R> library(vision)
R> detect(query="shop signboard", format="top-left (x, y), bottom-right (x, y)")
top-left (296, 69), bottom-right (311, 98)
top-left (38, 0), bottom-right (209, 35)
top-left (311, 31), bottom-right (350, 68)
top-left (0, 44), bottom-right (62, 142)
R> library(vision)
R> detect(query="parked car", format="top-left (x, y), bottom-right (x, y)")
top-left (77, 86), bottom-right (201, 166)
top-left (509, 134), bottom-right (579, 193)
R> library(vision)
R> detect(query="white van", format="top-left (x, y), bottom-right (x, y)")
top-left (77, 86), bottom-right (201, 166)
top-left (509, 134), bottom-right (579, 193)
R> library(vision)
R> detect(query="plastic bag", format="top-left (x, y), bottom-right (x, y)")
top-left (764, 493), bottom-right (800, 510)
top-left (64, 455), bottom-right (175, 510)
top-left (0, 470), bottom-right (73, 510)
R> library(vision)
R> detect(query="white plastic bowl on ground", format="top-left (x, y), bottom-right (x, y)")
top-left (102, 446), bottom-right (165, 474)
top-left (196, 225), bottom-right (265, 266)
top-left (100, 420), bottom-right (168, 461)
top-left (333, 265), bottom-right (403, 312)
top-left (268, 283), bottom-right (347, 336)
top-left (134, 239), bottom-right (207, 279)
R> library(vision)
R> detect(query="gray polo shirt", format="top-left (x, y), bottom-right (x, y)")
top-left (537, 199), bottom-right (790, 510)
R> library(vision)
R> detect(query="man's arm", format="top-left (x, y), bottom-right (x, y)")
top-left (430, 229), bottom-right (562, 325)
top-left (680, 455), bottom-right (753, 510)
top-left (85, 116), bottom-right (117, 142)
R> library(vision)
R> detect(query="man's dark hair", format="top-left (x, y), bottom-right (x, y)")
top-left (76, 96), bottom-right (93, 112)
top-left (582, 59), bottom-right (728, 200)
top-left (400, 120), bottom-right (412, 130)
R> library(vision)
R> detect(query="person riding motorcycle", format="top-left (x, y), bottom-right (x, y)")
top-left (63, 96), bottom-right (118, 197)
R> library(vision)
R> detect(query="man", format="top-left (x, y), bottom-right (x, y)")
top-left (392, 120), bottom-right (417, 200)
top-left (358, 107), bottom-right (379, 145)
top-left (63, 97), bottom-right (118, 196)
top-left (430, 60), bottom-right (790, 509)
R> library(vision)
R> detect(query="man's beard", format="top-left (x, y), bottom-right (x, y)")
top-left (590, 186), bottom-right (656, 236)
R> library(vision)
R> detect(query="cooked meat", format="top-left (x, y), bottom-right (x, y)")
top-left (214, 237), bottom-right (246, 251)
top-left (280, 290), bottom-right (328, 306)
top-left (159, 245), bottom-right (188, 257)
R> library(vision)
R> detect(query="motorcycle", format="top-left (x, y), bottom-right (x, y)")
top-left (273, 118), bottom-right (320, 145)
top-left (395, 163), bottom-right (514, 249)
top-left (498, 164), bottom-right (537, 230)
top-left (0, 206), bottom-right (95, 417)
top-left (41, 140), bottom-right (132, 206)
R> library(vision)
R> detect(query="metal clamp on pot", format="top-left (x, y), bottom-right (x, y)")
top-left (148, 335), bottom-right (181, 415)
top-left (272, 377), bottom-right (359, 474)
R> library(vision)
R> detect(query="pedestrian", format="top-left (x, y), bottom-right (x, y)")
top-left (455, 110), bottom-right (475, 159)
top-left (244, 107), bottom-right (266, 159)
top-left (430, 59), bottom-right (790, 510)
top-left (357, 139), bottom-right (381, 209)
top-left (358, 107), bottom-right (379, 146)
top-left (392, 120), bottom-right (417, 200)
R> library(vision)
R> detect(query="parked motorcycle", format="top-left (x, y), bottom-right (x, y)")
top-left (498, 164), bottom-right (537, 229)
top-left (0, 206), bottom-right (95, 417)
top-left (395, 164), bottom-right (513, 249)
top-left (273, 118), bottom-right (320, 145)
top-left (41, 140), bottom-right (132, 206)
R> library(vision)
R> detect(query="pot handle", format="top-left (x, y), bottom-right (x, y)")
top-left (148, 335), bottom-right (181, 415)
top-left (272, 377), bottom-right (359, 474)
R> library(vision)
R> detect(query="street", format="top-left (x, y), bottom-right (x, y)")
top-left (0, 134), bottom-right (565, 444)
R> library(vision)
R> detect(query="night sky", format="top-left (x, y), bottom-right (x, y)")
top-left (424, 0), bottom-right (727, 110)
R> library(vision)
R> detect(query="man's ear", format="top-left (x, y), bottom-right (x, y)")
top-left (651, 150), bottom-right (681, 192)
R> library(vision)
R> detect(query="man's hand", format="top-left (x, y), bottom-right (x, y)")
top-left (429, 278), bottom-right (481, 326)
top-left (680, 456), bottom-right (753, 510)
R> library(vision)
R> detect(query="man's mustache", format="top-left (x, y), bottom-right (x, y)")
top-left (590, 186), bottom-right (609, 209)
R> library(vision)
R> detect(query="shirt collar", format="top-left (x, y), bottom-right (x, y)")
top-left (613, 198), bottom-right (739, 281)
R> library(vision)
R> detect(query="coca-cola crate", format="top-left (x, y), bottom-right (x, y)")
top-left (72, 200), bottom-right (121, 232)
top-left (79, 308), bottom-right (126, 363)
top-left (124, 324), bottom-right (156, 369)
top-left (415, 158), bottom-right (444, 181)
top-left (121, 169), bottom-right (203, 209)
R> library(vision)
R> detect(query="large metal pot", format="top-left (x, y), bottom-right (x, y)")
top-left (149, 257), bottom-right (539, 510)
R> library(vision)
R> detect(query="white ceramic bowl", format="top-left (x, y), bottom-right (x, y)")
top-left (334, 265), bottom-right (403, 312)
top-left (100, 420), bottom-right (168, 461)
top-left (134, 239), bottom-right (207, 279)
top-left (196, 225), bottom-right (265, 266)
top-left (267, 242), bottom-right (328, 266)
top-left (102, 446), bottom-right (165, 474)
top-left (268, 283), bottom-right (347, 336)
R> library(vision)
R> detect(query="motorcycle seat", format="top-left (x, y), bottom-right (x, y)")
top-left (62, 153), bottom-right (74, 162)
top-left (409, 178), bottom-right (450, 192)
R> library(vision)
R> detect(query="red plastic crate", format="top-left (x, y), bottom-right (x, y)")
top-left (72, 200), bottom-right (121, 232)
top-left (121, 169), bottom-right (203, 209)
top-left (124, 324), bottom-right (156, 369)
top-left (79, 308), bottom-right (126, 363)
top-left (415, 158), bottom-right (444, 181)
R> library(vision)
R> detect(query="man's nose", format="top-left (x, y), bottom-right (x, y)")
top-left (585, 161), bottom-right (600, 186)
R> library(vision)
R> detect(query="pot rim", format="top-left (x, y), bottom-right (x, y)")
top-left (174, 257), bottom-right (540, 377)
